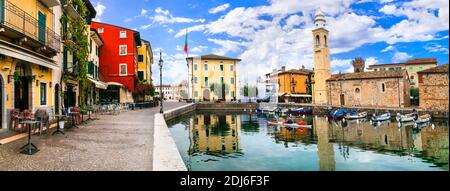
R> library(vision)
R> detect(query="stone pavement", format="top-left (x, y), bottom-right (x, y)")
top-left (0, 102), bottom-right (187, 171)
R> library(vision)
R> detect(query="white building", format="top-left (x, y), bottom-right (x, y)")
top-left (155, 85), bottom-right (175, 101)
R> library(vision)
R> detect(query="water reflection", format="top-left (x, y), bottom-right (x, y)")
top-left (169, 112), bottom-right (448, 171)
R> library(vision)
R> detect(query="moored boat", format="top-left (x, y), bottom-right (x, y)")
top-left (371, 112), bottom-right (391, 122)
top-left (267, 120), bottom-right (312, 129)
top-left (327, 108), bottom-right (355, 120)
top-left (289, 108), bottom-right (313, 116)
top-left (345, 112), bottom-right (367, 120)
top-left (396, 113), bottom-right (416, 123)
top-left (415, 114), bottom-right (431, 124)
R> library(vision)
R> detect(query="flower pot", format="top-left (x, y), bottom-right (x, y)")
top-left (59, 121), bottom-right (65, 129)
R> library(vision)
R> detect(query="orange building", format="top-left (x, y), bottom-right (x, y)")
top-left (275, 66), bottom-right (313, 103)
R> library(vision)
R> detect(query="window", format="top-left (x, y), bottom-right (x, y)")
top-left (119, 45), bottom-right (127, 55)
top-left (194, 76), bottom-right (198, 84)
top-left (204, 63), bottom-right (208, 71)
top-left (194, 64), bottom-right (198, 71)
top-left (119, 64), bottom-right (127, 76)
top-left (120, 31), bottom-right (127, 38)
top-left (231, 77), bottom-right (235, 85)
top-left (408, 66), bottom-right (413, 72)
top-left (324, 35), bottom-right (327, 47)
top-left (205, 77), bottom-right (209, 87)
top-left (230, 65), bottom-right (234, 71)
top-left (315, 35), bottom-right (320, 47)
top-left (194, 91), bottom-right (198, 97)
top-left (138, 71), bottom-right (144, 81)
top-left (90, 39), bottom-right (92, 53)
top-left (220, 65), bottom-right (224, 71)
top-left (98, 27), bottom-right (104, 33)
top-left (355, 88), bottom-right (360, 93)
top-left (40, 83), bottom-right (47, 105)
top-left (419, 66), bottom-right (424, 71)
top-left (221, 77), bottom-right (224, 84)
top-left (381, 83), bottom-right (385, 92)
top-left (96, 46), bottom-right (99, 56)
top-left (138, 55), bottom-right (144, 62)
top-left (231, 91), bottom-right (235, 98)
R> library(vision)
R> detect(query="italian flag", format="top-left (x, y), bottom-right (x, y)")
top-left (184, 29), bottom-right (188, 55)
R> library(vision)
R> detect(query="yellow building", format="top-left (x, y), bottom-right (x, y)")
top-left (1, 0), bottom-right (61, 129)
top-left (312, 10), bottom-right (331, 105)
top-left (190, 114), bottom-right (240, 154)
top-left (137, 39), bottom-right (153, 83)
top-left (268, 66), bottom-right (313, 103)
top-left (187, 54), bottom-right (241, 101)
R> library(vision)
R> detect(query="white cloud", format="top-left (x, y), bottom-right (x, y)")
top-left (174, 25), bottom-right (208, 38)
top-left (139, 24), bottom-right (152, 30)
top-left (152, 7), bottom-right (205, 24)
top-left (208, 39), bottom-right (243, 55)
top-left (381, 45), bottom-right (395, 52)
top-left (93, 2), bottom-right (106, 22)
top-left (209, 3), bottom-right (230, 14)
top-left (393, 51), bottom-right (412, 62)
top-left (424, 43), bottom-right (449, 54)
top-left (141, 9), bottom-right (148, 16)
top-left (167, 28), bottom-right (175, 34)
top-left (191, 45), bottom-right (208, 53)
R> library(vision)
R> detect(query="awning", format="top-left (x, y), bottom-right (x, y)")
top-left (106, 82), bottom-right (125, 87)
top-left (89, 78), bottom-right (108, 90)
top-left (289, 94), bottom-right (312, 98)
top-left (0, 42), bottom-right (59, 70)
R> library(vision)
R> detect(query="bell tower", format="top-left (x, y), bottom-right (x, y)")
top-left (312, 9), bottom-right (331, 105)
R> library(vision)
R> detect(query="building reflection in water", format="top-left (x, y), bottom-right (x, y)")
top-left (188, 114), bottom-right (241, 156)
top-left (315, 118), bottom-right (336, 171)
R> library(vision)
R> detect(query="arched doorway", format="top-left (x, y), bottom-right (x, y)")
top-left (54, 84), bottom-right (59, 115)
top-left (14, 63), bottom-right (32, 111)
top-left (1, 74), bottom-right (5, 129)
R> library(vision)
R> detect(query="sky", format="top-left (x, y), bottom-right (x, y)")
top-left (91, 0), bottom-right (449, 85)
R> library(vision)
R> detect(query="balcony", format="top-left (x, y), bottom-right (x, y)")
top-left (61, 0), bottom-right (84, 20)
top-left (0, 0), bottom-right (61, 55)
top-left (39, 0), bottom-right (61, 8)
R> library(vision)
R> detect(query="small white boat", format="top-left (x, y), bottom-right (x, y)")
top-left (396, 113), bottom-right (416, 123)
top-left (416, 114), bottom-right (431, 124)
top-left (372, 112), bottom-right (391, 122)
top-left (345, 112), bottom-right (367, 120)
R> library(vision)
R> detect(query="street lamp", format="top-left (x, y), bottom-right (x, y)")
top-left (159, 51), bottom-right (164, 114)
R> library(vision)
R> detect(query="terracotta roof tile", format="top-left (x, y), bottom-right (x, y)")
top-left (417, 64), bottom-right (449, 74)
top-left (327, 70), bottom-right (405, 81)
top-left (188, 54), bottom-right (241, 61)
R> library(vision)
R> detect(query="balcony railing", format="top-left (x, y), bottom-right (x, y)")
top-left (0, 0), bottom-right (60, 52)
top-left (61, 0), bottom-right (83, 19)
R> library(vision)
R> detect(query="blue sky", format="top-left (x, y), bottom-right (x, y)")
top-left (91, 0), bottom-right (449, 85)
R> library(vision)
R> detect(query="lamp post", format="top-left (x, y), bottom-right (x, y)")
top-left (159, 51), bottom-right (164, 114)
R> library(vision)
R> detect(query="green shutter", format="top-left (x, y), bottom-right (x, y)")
top-left (1, 0), bottom-right (5, 23)
top-left (63, 48), bottom-right (68, 71)
top-left (90, 39), bottom-right (92, 53)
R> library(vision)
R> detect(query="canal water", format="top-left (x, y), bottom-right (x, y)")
top-left (167, 112), bottom-right (449, 171)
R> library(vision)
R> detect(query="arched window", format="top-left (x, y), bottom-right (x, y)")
top-left (324, 35), bottom-right (328, 47)
top-left (315, 35), bottom-right (320, 47)
top-left (355, 88), bottom-right (360, 93)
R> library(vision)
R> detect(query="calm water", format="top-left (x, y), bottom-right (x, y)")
top-left (167, 112), bottom-right (449, 171)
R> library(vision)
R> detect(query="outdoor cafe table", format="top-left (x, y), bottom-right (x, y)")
top-left (52, 114), bottom-right (66, 136)
top-left (20, 120), bottom-right (40, 155)
top-left (68, 112), bottom-right (80, 128)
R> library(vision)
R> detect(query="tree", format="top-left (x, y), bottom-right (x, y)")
top-left (241, 85), bottom-right (259, 97)
top-left (210, 83), bottom-right (230, 100)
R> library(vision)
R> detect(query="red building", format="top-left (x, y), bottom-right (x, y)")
top-left (91, 22), bottom-right (141, 103)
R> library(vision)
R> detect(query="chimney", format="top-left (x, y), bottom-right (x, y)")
top-left (301, 65), bottom-right (305, 69)
top-left (281, 66), bottom-right (286, 71)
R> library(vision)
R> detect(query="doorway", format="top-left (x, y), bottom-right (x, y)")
top-left (14, 64), bottom-right (31, 111)
top-left (203, 89), bottom-right (210, 101)
top-left (64, 85), bottom-right (76, 108)
top-left (340, 94), bottom-right (345, 106)
top-left (1, 74), bottom-right (4, 129)
top-left (38, 11), bottom-right (46, 44)
top-left (54, 84), bottom-right (59, 114)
